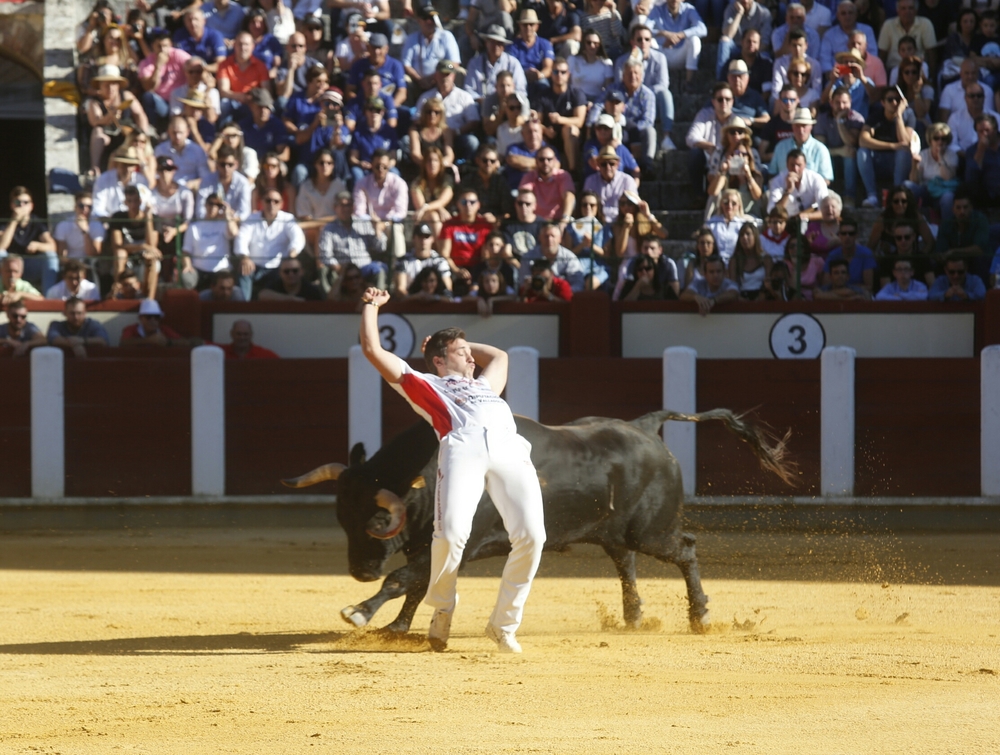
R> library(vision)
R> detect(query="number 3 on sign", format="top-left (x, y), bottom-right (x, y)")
top-left (374, 313), bottom-right (416, 357)
top-left (769, 313), bottom-right (826, 359)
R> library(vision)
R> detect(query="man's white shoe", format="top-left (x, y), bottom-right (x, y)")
top-left (428, 609), bottom-right (453, 652)
top-left (485, 623), bottom-right (522, 653)
top-left (660, 135), bottom-right (676, 151)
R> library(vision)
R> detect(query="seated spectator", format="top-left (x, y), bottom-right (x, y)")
top-left (878, 0), bottom-right (936, 71)
top-left (173, 7), bottom-right (227, 71)
top-left (409, 98), bottom-right (456, 172)
top-left (352, 149), bottom-right (407, 224)
top-left (120, 299), bottom-right (202, 347)
top-left (1, 255), bottom-right (43, 305)
top-left (614, 25), bottom-right (674, 150)
top-left (715, 0), bottom-right (774, 80)
top-left (469, 231), bottom-right (519, 296)
top-left (482, 70), bottom-right (527, 144)
top-left (440, 188), bottom-right (494, 292)
top-left (0, 301), bottom-right (47, 357)
top-left (584, 145), bottom-right (638, 223)
top-left (944, 11), bottom-right (978, 86)
top-left (858, 88), bottom-right (916, 208)
top-left (511, 9), bottom-right (554, 85)
top-left (504, 188), bottom-right (545, 257)
top-left (395, 223), bottom-right (452, 295)
top-left (876, 217), bottom-right (930, 284)
top-left (726, 58), bottom-right (770, 130)
top-left (282, 70), bottom-right (342, 186)
top-left (966, 113), bottom-right (1000, 208)
top-left (519, 146), bottom-right (576, 222)
top-left (539, 0), bottom-right (582, 59)
top-left (680, 254), bottom-right (739, 315)
top-left (761, 261), bottom-right (799, 300)
top-left (402, 7), bottom-right (460, 95)
top-left (772, 30), bottom-right (822, 106)
top-left (110, 185), bottom-right (161, 296)
top-left (414, 61), bottom-right (482, 161)
top-left (243, 7), bottom-right (286, 73)
top-left (170, 57), bottom-right (222, 129)
top-left (0, 187), bottom-right (59, 294)
top-left (239, 88), bottom-right (292, 164)
top-left (948, 83), bottom-right (1000, 155)
top-left (583, 112), bottom-right (640, 180)
top-left (767, 148), bottom-right (828, 221)
top-left (154, 115), bottom-right (211, 189)
top-left (905, 122), bottom-right (958, 222)
top-left (465, 25), bottom-right (527, 102)
top-left (682, 226), bottom-right (718, 287)
top-left (199, 270), bottom-right (246, 301)
top-left (347, 33), bottom-right (407, 108)
top-left (823, 217), bottom-right (875, 293)
top-left (615, 236), bottom-right (680, 301)
top-left (928, 255), bottom-right (986, 302)
top-left (46, 260), bottom-right (100, 302)
top-left (875, 258), bottom-right (928, 301)
top-left (584, 88), bottom-right (628, 145)
top-left (804, 192), bottom-right (843, 258)
top-left (772, 3), bottom-right (819, 61)
top-left (613, 57), bottom-right (659, 172)
top-left (258, 255), bottom-right (324, 300)
top-left (521, 258), bottom-right (572, 302)
top-left (728, 221), bottom-right (771, 299)
top-left (197, 145), bottom-right (253, 219)
top-left (151, 157), bottom-right (195, 265)
top-left (85, 64), bottom-right (149, 171)
top-left (568, 29), bottom-right (614, 102)
top-left (706, 115), bottom-right (764, 219)
top-left (578, 0), bottom-right (626, 61)
top-left (893, 53), bottom-right (933, 127)
top-left (349, 97), bottom-right (398, 186)
top-left (521, 221), bottom-right (585, 292)
top-left (648, 0), bottom-right (706, 87)
top-left (534, 57), bottom-right (588, 172)
top-left (276, 32), bottom-right (323, 104)
top-left (940, 58), bottom-right (994, 123)
top-left (814, 86), bottom-right (864, 205)
top-left (252, 152), bottom-right (294, 212)
top-left (137, 28), bottom-right (191, 133)
top-left (609, 191), bottom-right (668, 261)
top-left (294, 148), bottom-right (346, 222)
top-left (344, 68), bottom-right (399, 133)
top-left (564, 190), bottom-right (609, 290)
top-left (868, 185), bottom-right (934, 256)
top-left (320, 190), bottom-right (388, 289)
top-left (814, 257), bottom-right (870, 300)
top-left (216, 31), bottom-right (271, 124)
top-left (780, 223), bottom-right (826, 300)
top-left (207, 124), bottom-right (259, 182)
top-left (768, 107), bottom-right (834, 184)
top-left (850, 28), bottom-right (886, 88)
top-left (327, 262), bottom-right (365, 305)
top-left (106, 269), bottom-right (144, 300)
top-left (820, 49), bottom-right (874, 119)
top-left (233, 187), bottom-right (306, 297)
top-left (723, 29), bottom-right (773, 100)
top-left (181, 193), bottom-right (238, 290)
top-left (221, 319), bottom-right (279, 359)
top-left (47, 297), bottom-right (110, 357)
top-left (405, 266), bottom-right (453, 302)
top-left (761, 206), bottom-right (790, 262)
top-left (505, 113), bottom-right (548, 191)
top-left (411, 147), bottom-right (455, 240)
top-left (687, 82), bottom-right (736, 190)
top-left (818, 1), bottom-right (877, 79)
top-left (463, 145), bottom-right (512, 224)
top-left (705, 188), bottom-right (753, 263)
top-left (935, 191), bottom-right (990, 262)
top-left (466, 267), bottom-right (517, 317)
top-left (758, 85), bottom-right (797, 164)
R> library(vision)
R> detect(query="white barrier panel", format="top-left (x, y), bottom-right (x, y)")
top-left (191, 346), bottom-right (226, 496)
top-left (663, 347), bottom-right (697, 497)
top-left (507, 346), bottom-right (539, 421)
top-left (31, 347), bottom-right (64, 499)
top-left (983, 346), bottom-right (1000, 497)
top-left (821, 346), bottom-right (856, 497)
top-left (349, 344), bottom-right (382, 456)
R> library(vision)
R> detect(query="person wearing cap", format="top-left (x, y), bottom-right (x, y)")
top-left (221, 319), bottom-right (279, 359)
top-left (414, 61), bottom-right (482, 160)
top-left (394, 222), bottom-right (453, 295)
top-left (510, 9), bottom-right (554, 84)
top-left (54, 192), bottom-right (106, 261)
top-left (239, 87), bottom-right (293, 163)
top-left (519, 145), bottom-right (576, 222)
top-left (610, 57), bottom-right (659, 172)
top-left (820, 48), bottom-right (874, 119)
top-left (344, 69), bottom-right (399, 132)
top-left (201, 0), bottom-right (246, 43)
top-left (766, 147), bottom-right (829, 220)
top-left (233, 186), bottom-right (306, 297)
top-left (154, 115), bottom-right (212, 187)
top-left (716, 0), bottom-right (773, 80)
top-left (170, 56), bottom-right (222, 123)
top-left (768, 106), bottom-right (833, 183)
top-left (402, 6), bottom-right (461, 93)
top-left (92, 146), bottom-right (154, 219)
top-left (520, 221), bottom-right (585, 292)
top-left (276, 32), bottom-right (324, 103)
top-left (86, 64), bottom-right (150, 171)
top-left (647, 0), bottom-right (706, 88)
top-left (771, 3), bottom-right (819, 61)
top-left (173, 8), bottom-right (228, 71)
top-left (138, 28), bottom-right (192, 132)
top-left (217, 31), bottom-right (271, 123)
top-left (120, 299), bottom-right (200, 347)
top-left (583, 145), bottom-right (639, 222)
top-left (319, 190), bottom-right (388, 290)
top-left (47, 297), bottom-right (111, 357)
top-left (614, 25), bottom-right (674, 152)
top-left (196, 144), bottom-right (253, 219)
top-left (584, 87), bottom-right (628, 138)
top-left (857, 87), bottom-right (916, 207)
top-left (582, 112), bottom-right (640, 179)
top-left (347, 33), bottom-right (407, 108)
top-left (877, 0), bottom-right (936, 71)
top-left (283, 68), bottom-right (340, 183)
top-left (771, 29), bottom-right (822, 107)
top-left (818, 1), bottom-right (877, 77)
top-left (464, 0), bottom-right (515, 59)
top-left (465, 25), bottom-right (528, 103)
top-left (0, 188), bottom-right (59, 296)
top-left (151, 152), bottom-right (195, 260)
top-left (348, 97), bottom-right (398, 185)
top-left (181, 192), bottom-right (239, 290)
top-left (726, 58), bottom-right (769, 129)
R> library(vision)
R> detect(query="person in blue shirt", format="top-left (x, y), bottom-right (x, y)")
top-left (815, 257), bottom-right (871, 299)
top-left (348, 97), bottom-right (399, 186)
top-left (402, 7), bottom-right (462, 95)
top-left (347, 33), bottom-right (407, 108)
top-left (613, 59), bottom-right (657, 172)
top-left (201, 0), bottom-right (245, 42)
top-left (582, 113), bottom-right (640, 179)
top-left (648, 0), bottom-right (707, 88)
top-left (539, 0), bottom-right (581, 56)
top-left (343, 69), bottom-right (398, 132)
top-left (928, 255), bottom-right (987, 301)
top-left (510, 9), bottom-right (554, 84)
top-left (243, 8), bottom-right (285, 71)
top-left (238, 88), bottom-right (293, 162)
top-left (823, 216), bottom-right (876, 293)
top-left (874, 258), bottom-right (928, 301)
top-left (282, 67), bottom-right (337, 185)
top-left (173, 8), bottom-right (228, 71)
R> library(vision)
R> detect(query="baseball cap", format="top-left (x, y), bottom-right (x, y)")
top-left (250, 88), bottom-right (274, 109)
top-left (369, 32), bottom-right (389, 48)
top-left (320, 88), bottom-right (343, 105)
top-left (156, 155), bottom-right (178, 171)
top-left (727, 59), bottom-right (749, 75)
top-left (414, 223), bottom-right (434, 237)
top-left (605, 89), bottom-right (625, 103)
top-left (595, 113), bottom-right (616, 129)
top-left (437, 59), bottom-right (458, 74)
top-left (138, 299), bottom-right (163, 317)
top-left (365, 96), bottom-right (385, 111)
top-left (417, 5), bottom-right (438, 19)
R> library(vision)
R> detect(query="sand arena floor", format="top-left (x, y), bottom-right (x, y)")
top-left (1, 527), bottom-right (998, 754)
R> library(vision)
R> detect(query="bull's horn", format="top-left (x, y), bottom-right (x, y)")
top-left (366, 489), bottom-right (407, 540)
top-left (281, 463), bottom-right (346, 488)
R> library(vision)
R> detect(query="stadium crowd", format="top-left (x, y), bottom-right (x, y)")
top-left (4, 0), bottom-right (1000, 352)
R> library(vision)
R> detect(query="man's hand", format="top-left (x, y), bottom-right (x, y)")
top-left (784, 171), bottom-right (798, 194)
top-left (239, 256), bottom-right (256, 276)
top-left (694, 294), bottom-right (714, 315)
top-left (162, 225), bottom-right (177, 244)
top-left (362, 287), bottom-right (391, 307)
top-left (621, 212), bottom-right (635, 228)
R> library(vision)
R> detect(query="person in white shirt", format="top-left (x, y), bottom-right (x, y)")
top-left (415, 60), bottom-right (483, 160)
top-left (45, 260), bottom-right (100, 302)
top-left (938, 58), bottom-right (994, 122)
top-left (767, 148), bottom-right (829, 220)
top-left (233, 187), bottom-right (305, 299)
top-left (54, 192), bottom-right (105, 259)
top-left (946, 83), bottom-right (1000, 153)
top-left (91, 147), bottom-right (152, 219)
top-left (181, 193), bottom-right (240, 290)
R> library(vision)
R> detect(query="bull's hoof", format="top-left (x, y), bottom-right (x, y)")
top-left (689, 609), bottom-right (711, 634)
top-left (428, 637), bottom-right (447, 652)
top-left (340, 606), bottom-right (369, 628)
top-left (624, 611), bottom-right (643, 629)
top-left (381, 620), bottom-right (412, 634)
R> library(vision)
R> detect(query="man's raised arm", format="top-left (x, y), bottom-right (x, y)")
top-left (360, 287), bottom-right (404, 384)
top-left (470, 342), bottom-right (508, 395)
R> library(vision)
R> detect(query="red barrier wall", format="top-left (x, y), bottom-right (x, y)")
top-left (0, 360), bottom-right (32, 497)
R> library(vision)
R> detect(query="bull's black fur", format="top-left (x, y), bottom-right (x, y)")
top-left (287, 410), bottom-right (792, 634)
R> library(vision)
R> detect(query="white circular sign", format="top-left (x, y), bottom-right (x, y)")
top-left (769, 313), bottom-right (825, 359)
top-left (375, 313), bottom-right (416, 357)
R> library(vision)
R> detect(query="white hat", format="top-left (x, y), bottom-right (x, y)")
top-left (596, 113), bottom-right (616, 129)
top-left (139, 299), bottom-right (163, 316)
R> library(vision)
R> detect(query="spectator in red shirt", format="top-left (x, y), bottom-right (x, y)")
top-left (119, 299), bottom-right (203, 347)
top-left (521, 258), bottom-right (573, 302)
top-left (221, 319), bottom-right (279, 359)
top-left (217, 31), bottom-right (271, 124)
top-left (518, 145), bottom-right (576, 222)
top-left (439, 187), bottom-right (493, 294)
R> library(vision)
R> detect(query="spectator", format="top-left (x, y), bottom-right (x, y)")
top-left (940, 58), bottom-right (995, 124)
top-left (686, 82), bottom-right (734, 190)
top-left (347, 33), bottom-right (407, 108)
top-left (783, 54), bottom-right (822, 113)
top-left (511, 9), bottom-right (554, 85)
top-left (767, 147), bottom-right (829, 220)
top-left (761, 260), bottom-right (799, 300)
top-left (415, 61), bottom-right (482, 161)
top-left (109, 184), bottom-right (161, 296)
top-left (208, 124), bottom-right (260, 182)
top-left (217, 32), bottom-right (271, 123)
top-left (727, 58), bottom-right (769, 129)
top-left (521, 221), bottom-right (585, 292)
top-left (173, 8), bottom-right (227, 71)
top-left (706, 115), bottom-right (764, 219)
top-left (821, 49), bottom-right (874, 119)
top-left (469, 231), bottom-right (519, 297)
top-left (975, 12), bottom-right (1000, 93)
top-left (467, 267), bottom-right (518, 317)
top-left (848, 28), bottom-right (886, 90)
top-left (540, 0), bottom-right (582, 59)
top-left (615, 236), bottom-right (680, 300)
top-left (394, 223), bottom-right (452, 295)
top-left (319, 190), bottom-right (387, 289)
top-left (199, 270), bottom-right (244, 300)
top-left (814, 86), bottom-right (864, 205)
top-left (47, 297), bottom-right (110, 357)
top-left (505, 112), bottom-right (548, 190)
top-left (402, 7), bottom-right (461, 95)
top-left (716, 0), bottom-right (773, 80)
top-left (893, 54), bottom-right (933, 127)
top-left (681, 254), bottom-right (739, 314)
top-left (282, 69), bottom-right (340, 185)
top-left (120, 299), bottom-right (201, 347)
top-left (152, 163), bottom-right (194, 284)
top-left (582, 112), bottom-right (639, 179)
top-left (563, 191), bottom-right (608, 290)
top-left (482, 70), bottom-right (528, 144)
top-left (649, 0), bottom-right (706, 88)
top-left (335, 14), bottom-right (369, 73)
top-left (154, 115), bottom-right (211, 188)
top-left (823, 216), bottom-right (876, 293)
top-left (221, 319), bottom-right (279, 359)
top-left (814, 257), bottom-right (870, 300)
top-left (772, 3), bottom-right (819, 60)
top-left (327, 261), bottom-right (365, 303)
top-left (243, 7), bottom-right (286, 72)
top-left (345, 68), bottom-right (399, 132)
top-left (405, 266), bottom-right (452, 301)
top-left (234, 187), bottom-right (306, 297)
top-left (202, 0), bottom-right (246, 44)
top-left (584, 87), bottom-right (628, 143)
top-left (0, 187), bottom-right (59, 294)
top-left (584, 145), bottom-right (638, 223)
top-left (609, 191), bottom-right (668, 260)
top-left (858, 88), bottom-right (915, 208)
top-left (804, 191), bottom-right (844, 258)
top-left (521, 258), bottom-right (573, 301)
top-left (578, 0), bottom-right (626, 61)
top-left (0, 301), bottom-right (47, 357)
top-left (46, 260), bottom-right (100, 302)
top-left (928, 255), bottom-right (986, 302)
top-left (465, 26), bottom-right (527, 102)
top-left (258, 255), bottom-right (324, 300)
top-left (905, 122), bottom-right (958, 221)
top-left (412, 147), bottom-right (455, 240)
top-left (944, 12), bottom-right (977, 83)
top-left (348, 97), bottom-right (399, 187)
top-left (239, 88), bottom-right (292, 163)
top-left (0, 255), bottom-right (43, 305)
top-left (705, 188), bottom-right (753, 263)
top-left (728, 220), bottom-right (771, 299)
top-left (874, 258), bottom-right (928, 301)
top-left (682, 226), bottom-right (719, 286)
top-left (197, 144), bottom-right (253, 219)
top-left (464, 145), bottom-right (511, 223)
top-left (138, 28), bottom-right (191, 132)
top-left (614, 25), bottom-right (674, 152)
top-left (819, 1), bottom-right (877, 77)
top-left (949, 83), bottom-right (1000, 155)
top-left (935, 191), bottom-right (990, 261)
top-left (504, 188), bottom-right (545, 257)
top-left (878, 0), bottom-right (936, 71)
top-left (352, 148), bottom-right (407, 225)
top-left (410, 98), bottom-right (456, 172)
top-left (568, 29), bottom-right (614, 102)
top-left (769, 107), bottom-right (834, 183)
top-left (966, 114), bottom-right (1000, 208)
top-left (440, 188), bottom-right (494, 292)
top-left (868, 185), bottom-right (934, 256)
top-left (761, 205), bottom-right (791, 262)
top-left (275, 32), bottom-right (322, 104)
top-left (249, 148), bottom-right (292, 211)
top-left (724, 28), bottom-right (772, 98)
top-left (182, 193), bottom-right (239, 290)
top-left (758, 84), bottom-right (798, 164)
top-left (518, 145), bottom-right (576, 222)
top-left (877, 217), bottom-right (931, 284)
top-left (85, 64), bottom-right (149, 171)
top-left (534, 57), bottom-right (588, 172)
top-left (611, 58), bottom-right (659, 172)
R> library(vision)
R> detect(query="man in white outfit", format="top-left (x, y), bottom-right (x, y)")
top-left (359, 287), bottom-right (546, 654)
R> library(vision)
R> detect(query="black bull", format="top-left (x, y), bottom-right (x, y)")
top-left (283, 410), bottom-right (793, 634)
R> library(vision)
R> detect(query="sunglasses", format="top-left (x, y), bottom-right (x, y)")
top-left (459, 198), bottom-right (479, 205)
top-left (281, 268), bottom-right (302, 274)
top-left (967, 92), bottom-right (985, 99)
top-left (482, 157), bottom-right (499, 164)
top-left (885, 98), bottom-right (901, 104)
top-left (8, 313), bottom-right (27, 320)
top-left (553, 69), bottom-right (569, 75)
top-left (220, 162), bottom-right (237, 168)
top-left (946, 269), bottom-right (965, 276)
top-left (582, 202), bottom-right (598, 208)
top-left (77, 202), bottom-right (93, 209)
top-left (715, 97), bottom-right (733, 103)
top-left (931, 135), bottom-right (947, 141)
top-left (892, 198), bottom-right (908, 205)
top-left (894, 234), bottom-right (914, 241)
top-left (789, 70), bottom-right (807, 76)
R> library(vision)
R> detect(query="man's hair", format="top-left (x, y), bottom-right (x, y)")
top-left (779, 83), bottom-right (796, 97)
top-left (712, 82), bottom-right (733, 97)
top-left (839, 215), bottom-right (859, 233)
top-left (954, 187), bottom-right (973, 203)
top-left (974, 113), bottom-right (999, 131)
top-left (828, 258), bottom-right (849, 273)
top-left (517, 187), bottom-right (535, 198)
top-left (788, 29), bottom-right (807, 42)
top-left (364, 67), bottom-right (382, 80)
top-left (983, 10), bottom-right (998, 22)
top-left (456, 186), bottom-right (479, 201)
top-left (496, 70), bottom-right (514, 85)
top-left (7, 299), bottom-right (28, 312)
top-left (424, 327), bottom-right (466, 372)
top-left (530, 258), bottom-right (553, 273)
top-left (117, 269), bottom-right (139, 283)
top-left (64, 259), bottom-right (86, 275)
top-left (217, 145), bottom-right (237, 162)
top-left (2, 253), bottom-right (22, 266)
top-left (553, 56), bottom-right (568, 69)
top-left (371, 148), bottom-right (390, 162)
top-left (542, 221), bottom-right (562, 235)
top-left (892, 218), bottom-right (917, 235)
top-left (767, 206), bottom-right (789, 221)
top-left (123, 185), bottom-right (141, 198)
top-left (213, 270), bottom-right (236, 285)
top-left (74, 190), bottom-right (92, 202)
top-left (65, 296), bottom-right (86, 310)
top-left (945, 252), bottom-right (967, 268)
top-left (631, 24), bottom-right (653, 39)
top-left (306, 65), bottom-right (328, 83)
top-left (786, 148), bottom-right (806, 164)
top-left (640, 234), bottom-right (662, 248)
top-left (623, 57), bottom-right (644, 73)
top-left (831, 86), bottom-right (851, 100)
top-left (704, 254), bottom-right (725, 270)
top-left (9, 186), bottom-right (30, 203)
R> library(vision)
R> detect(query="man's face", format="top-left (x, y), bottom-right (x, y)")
top-left (65, 302), bottom-right (87, 329)
top-left (497, 76), bottom-right (515, 100)
top-left (837, 2), bottom-right (857, 30)
top-left (523, 118), bottom-right (542, 145)
top-left (540, 226), bottom-right (560, 254)
top-left (850, 32), bottom-right (867, 53)
top-left (830, 264), bottom-right (849, 287)
top-left (632, 29), bottom-right (653, 55)
top-left (335, 197), bottom-right (353, 221)
top-left (713, 88), bottom-right (734, 119)
top-left (212, 277), bottom-right (235, 300)
top-left (945, 263), bottom-right (967, 286)
top-left (365, 105), bottom-right (384, 129)
top-left (262, 191), bottom-right (282, 219)
top-left (371, 157), bottom-right (391, 181)
top-left (478, 150), bottom-right (500, 174)
top-left (838, 224), bottom-right (857, 249)
top-left (551, 62), bottom-right (570, 89)
top-left (896, 0), bottom-right (915, 25)
top-left (486, 39), bottom-right (505, 61)
top-left (666, 0), bottom-right (681, 12)
top-left (893, 261), bottom-right (913, 286)
top-left (482, 236), bottom-right (504, 259)
top-left (235, 34), bottom-right (254, 60)
top-left (787, 6), bottom-right (805, 28)
top-left (961, 60), bottom-right (979, 88)
top-left (966, 87), bottom-right (985, 115)
top-left (362, 74), bottom-right (382, 98)
top-left (831, 93), bottom-right (851, 115)
top-left (287, 33), bottom-right (306, 57)
top-left (728, 70), bottom-right (748, 96)
top-left (598, 157), bottom-right (619, 180)
top-left (3, 259), bottom-right (23, 284)
top-left (435, 338), bottom-right (475, 378)
top-left (279, 261), bottom-right (302, 287)
top-left (897, 41), bottom-right (916, 59)
top-left (984, 18), bottom-right (998, 38)
top-left (742, 31), bottom-right (760, 56)
top-left (623, 64), bottom-right (642, 92)
top-left (12, 193), bottom-right (31, 214)
top-left (185, 61), bottom-right (204, 82)
top-left (64, 269), bottom-right (83, 291)
top-left (595, 124), bottom-right (612, 145)
top-left (520, 21), bottom-right (538, 42)
top-left (186, 10), bottom-right (205, 36)
top-left (437, 70), bottom-right (455, 94)
top-left (153, 37), bottom-right (172, 55)
top-left (419, 16), bottom-right (436, 35)
top-left (954, 198), bottom-right (973, 222)
top-left (138, 313), bottom-right (161, 335)
top-left (516, 193), bottom-right (536, 220)
top-left (792, 122), bottom-right (812, 143)
top-left (231, 322), bottom-right (253, 349)
top-left (641, 241), bottom-right (662, 261)
top-left (457, 193), bottom-right (479, 220)
top-left (253, 101), bottom-right (272, 124)
top-left (705, 261), bottom-right (725, 287)
top-left (976, 119), bottom-right (996, 143)
top-left (125, 192), bottom-right (142, 216)
top-left (6, 307), bottom-right (27, 334)
top-left (415, 233), bottom-right (434, 255)
top-left (168, 119), bottom-right (189, 147)
top-left (788, 155), bottom-right (806, 178)
top-left (789, 36), bottom-right (807, 59)
top-left (535, 149), bottom-right (556, 178)
top-left (893, 226), bottom-right (915, 254)
top-left (370, 44), bottom-right (387, 66)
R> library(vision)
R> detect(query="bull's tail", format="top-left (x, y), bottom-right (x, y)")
top-left (632, 409), bottom-right (796, 487)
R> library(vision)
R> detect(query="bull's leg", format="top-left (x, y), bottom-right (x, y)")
top-left (601, 544), bottom-right (643, 628)
top-left (340, 560), bottom-right (426, 632)
top-left (633, 531), bottom-right (710, 633)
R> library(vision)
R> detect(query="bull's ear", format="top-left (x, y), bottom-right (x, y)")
top-left (349, 442), bottom-right (367, 467)
top-left (410, 476), bottom-right (426, 489)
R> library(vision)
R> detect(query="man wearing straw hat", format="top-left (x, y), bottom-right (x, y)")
top-left (175, 87), bottom-right (215, 147)
top-left (92, 146), bottom-right (153, 219)
top-left (583, 145), bottom-right (638, 222)
top-left (510, 9), bottom-right (554, 84)
top-left (768, 106), bottom-right (833, 183)
top-left (169, 56), bottom-right (221, 121)
top-left (465, 25), bottom-right (527, 101)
